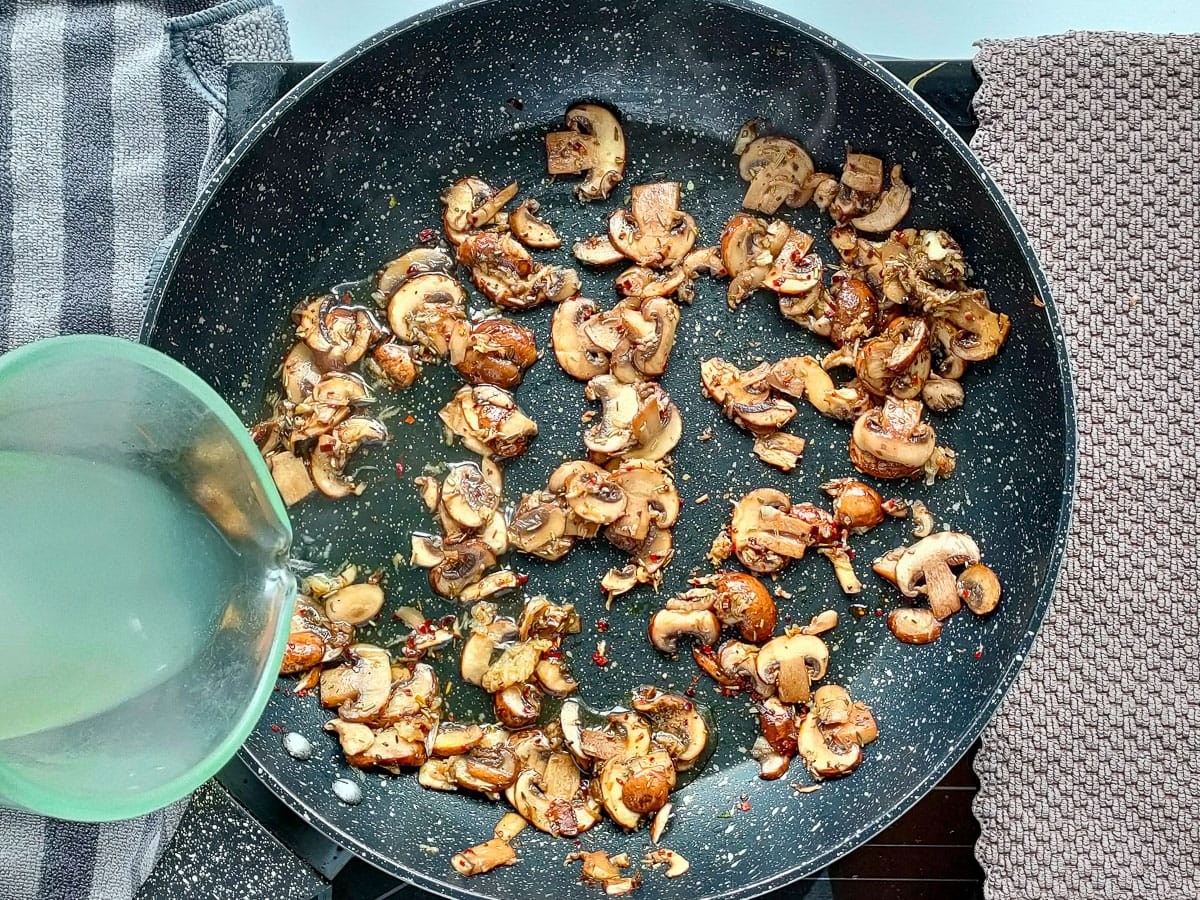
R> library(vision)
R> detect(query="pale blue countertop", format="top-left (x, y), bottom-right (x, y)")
top-left (278, 0), bottom-right (1198, 61)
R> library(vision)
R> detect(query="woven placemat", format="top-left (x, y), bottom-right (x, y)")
top-left (970, 32), bottom-right (1199, 899)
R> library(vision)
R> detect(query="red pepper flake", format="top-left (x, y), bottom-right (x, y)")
top-left (974, 649), bottom-right (984, 659)
top-left (738, 794), bottom-right (752, 812)
top-left (270, 724), bottom-right (282, 733)
top-left (417, 227), bottom-right (436, 243)
top-left (341, 293), bottom-right (352, 304)
top-left (395, 459), bottom-right (405, 478)
top-left (596, 618), bottom-right (610, 632)
top-left (516, 573), bottom-right (530, 586)
top-left (545, 647), bottom-right (563, 661)
top-left (845, 547), bottom-right (856, 561)
top-left (403, 415), bottom-right (416, 425)
top-left (685, 673), bottom-right (701, 698)
top-left (875, 609), bottom-right (884, 617)
top-left (591, 651), bottom-right (609, 667)
top-left (961, 588), bottom-right (971, 600)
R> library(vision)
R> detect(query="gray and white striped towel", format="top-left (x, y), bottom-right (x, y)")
top-left (0, 2), bottom-right (290, 897)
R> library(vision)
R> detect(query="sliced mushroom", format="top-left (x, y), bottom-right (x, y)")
top-left (509, 199), bottom-right (561, 249)
top-left (813, 685), bottom-right (852, 726)
top-left (797, 710), bottom-right (862, 779)
top-left (325, 718), bottom-right (375, 757)
top-left (282, 595), bottom-right (352, 673)
top-left (758, 696), bottom-right (799, 756)
top-left (324, 583), bottom-right (385, 625)
top-left (451, 318), bottom-right (538, 388)
top-left (630, 687), bottom-right (709, 770)
top-left (647, 609), bottom-right (720, 655)
top-left (624, 382), bottom-right (683, 460)
top-left (507, 765), bottom-right (600, 837)
top-left (453, 747), bottom-right (519, 794)
top-left (535, 656), bottom-right (579, 696)
top-left (614, 265), bottom-right (687, 299)
top-left (766, 355), bottom-right (871, 422)
top-left (282, 342), bottom-right (321, 402)
top-left (368, 342), bottom-right (419, 389)
top-left (583, 375), bottom-right (639, 456)
top-left (429, 539), bottom-right (497, 598)
top-left (894, 531), bottom-right (981, 620)
top-left (438, 461), bottom-right (500, 531)
top-left (738, 136), bottom-right (815, 214)
top-left (573, 234), bottom-right (627, 266)
top-left (755, 634), bottom-right (829, 704)
top-left (887, 607), bottom-right (943, 644)
top-left (494, 683), bottom-right (542, 729)
top-left (551, 296), bottom-right (610, 381)
top-left (606, 459), bottom-right (679, 542)
top-left (730, 488), bottom-right (841, 574)
top-left (451, 837), bottom-right (517, 876)
top-left (547, 460), bottom-right (626, 525)
top-left (608, 182), bottom-right (697, 268)
top-left (320, 643), bottom-right (392, 723)
top-left (545, 103), bottom-right (625, 201)
top-left (507, 491), bottom-right (573, 559)
top-left (752, 431), bottom-right (807, 472)
top-left (614, 295), bottom-right (681, 380)
top-left (700, 358), bottom-right (797, 433)
top-left (872, 546), bottom-right (906, 586)
top-left (672, 572), bottom-right (777, 643)
top-left (310, 415), bottom-right (388, 499)
top-left (715, 641), bottom-right (773, 696)
top-left (800, 609), bottom-right (839, 636)
top-left (729, 487), bottom-right (790, 574)
top-left (958, 563), bottom-right (1001, 615)
top-left (458, 569), bottom-right (521, 603)
top-left (599, 749), bottom-right (676, 830)
top-left (824, 700), bottom-right (879, 748)
top-left (751, 735), bottom-right (792, 780)
top-left (851, 164), bottom-right (912, 233)
top-left (432, 723), bottom-right (485, 758)
top-left (850, 397), bottom-right (938, 479)
top-left (821, 478), bottom-right (885, 532)
top-left (267, 452), bottom-right (315, 507)
top-left (456, 230), bottom-right (580, 309)
top-left (442, 177), bottom-right (518, 244)
top-left (820, 546), bottom-right (863, 594)
top-left (440, 384), bottom-right (538, 459)
top-left (719, 213), bottom-right (789, 309)
top-left (377, 246), bottom-right (455, 297)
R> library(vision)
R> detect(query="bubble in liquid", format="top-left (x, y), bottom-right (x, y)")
top-left (333, 777), bottom-right (363, 805)
top-left (282, 731), bottom-right (314, 760)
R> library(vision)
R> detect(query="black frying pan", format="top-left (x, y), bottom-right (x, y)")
top-left (142, 1), bottom-right (1075, 897)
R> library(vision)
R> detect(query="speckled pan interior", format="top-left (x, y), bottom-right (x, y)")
top-left (142, 1), bottom-right (1075, 897)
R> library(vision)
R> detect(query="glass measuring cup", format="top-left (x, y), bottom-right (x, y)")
top-left (0, 336), bottom-right (294, 821)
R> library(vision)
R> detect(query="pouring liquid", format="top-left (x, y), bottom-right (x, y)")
top-left (0, 450), bottom-right (242, 741)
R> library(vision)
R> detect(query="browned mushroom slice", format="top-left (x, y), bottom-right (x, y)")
top-left (630, 686), bottom-right (709, 770)
top-left (849, 396), bottom-right (938, 479)
top-left (310, 415), bottom-right (388, 499)
top-left (377, 246), bottom-right (455, 297)
top-left (267, 452), bottom-right (315, 507)
top-left (700, 358), bottom-right (796, 433)
top-left (509, 199), bottom-right (561, 248)
top-left (281, 595), bottom-right (351, 674)
top-left (766, 355), bottom-right (871, 421)
top-left (763, 227), bottom-right (817, 292)
top-left (608, 182), bottom-right (698, 268)
top-left (441, 177), bottom-right (518, 244)
top-left (428, 539), bottom-right (497, 598)
top-left (508, 491), bottom-right (573, 560)
top-left (614, 264), bottom-right (687, 299)
top-left (730, 488), bottom-right (842, 573)
top-left (545, 103), bottom-right (625, 201)
top-left (386, 272), bottom-right (467, 348)
top-left (455, 229), bottom-right (534, 300)
top-left (599, 748), bottom-right (677, 831)
top-left (573, 234), bottom-right (627, 266)
top-left (852, 164), bottom-right (912, 233)
top-left (854, 316), bottom-right (931, 399)
top-left (583, 375), bottom-right (640, 456)
top-left (450, 318), bottom-right (538, 388)
top-left (719, 213), bottom-right (789, 309)
top-left (551, 296), bottom-right (610, 380)
top-left (548, 460), bottom-right (627, 524)
top-left (605, 459), bottom-right (680, 544)
top-left (319, 643), bottom-right (393, 723)
top-left (625, 382), bottom-right (683, 461)
top-left (439, 384), bottom-right (537, 459)
top-left (797, 710), bottom-right (862, 778)
top-left (826, 274), bottom-right (879, 347)
top-left (756, 634), bottom-right (829, 704)
top-left (738, 136), bottom-right (816, 214)
top-left (894, 531), bottom-right (982, 619)
top-left (752, 432), bottom-right (806, 472)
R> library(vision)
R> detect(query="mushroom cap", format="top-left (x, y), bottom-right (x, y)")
top-left (887, 607), bottom-right (945, 644)
top-left (608, 182), bottom-right (698, 268)
top-left (851, 397), bottom-right (937, 472)
top-left (545, 103), bottom-right (626, 202)
top-left (797, 710), bottom-right (862, 779)
top-left (738, 137), bottom-right (816, 214)
top-left (549, 460), bottom-right (627, 524)
top-left (509, 199), bottom-right (561, 249)
top-left (584, 375), bottom-right (639, 455)
top-left (712, 572), bottom-right (777, 642)
top-left (959, 563), bottom-right (1001, 615)
top-left (894, 531), bottom-right (982, 597)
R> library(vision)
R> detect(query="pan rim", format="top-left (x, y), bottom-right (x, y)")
top-left (142, 0), bottom-right (1078, 896)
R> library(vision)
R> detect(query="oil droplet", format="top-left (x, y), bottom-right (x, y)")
top-left (332, 777), bottom-right (363, 805)
top-left (850, 604), bottom-right (868, 618)
top-left (282, 731), bottom-right (313, 761)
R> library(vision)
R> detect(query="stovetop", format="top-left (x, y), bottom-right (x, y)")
top-left (137, 59), bottom-right (983, 900)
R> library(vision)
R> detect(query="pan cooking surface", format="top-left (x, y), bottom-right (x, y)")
top-left (144, 1), bottom-right (1074, 897)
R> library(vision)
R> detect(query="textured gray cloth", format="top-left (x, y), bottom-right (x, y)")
top-left (0, 2), bottom-right (289, 896)
top-left (970, 32), bottom-right (1200, 900)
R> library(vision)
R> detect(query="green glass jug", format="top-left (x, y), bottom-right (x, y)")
top-left (0, 336), bottom-right (294, 821)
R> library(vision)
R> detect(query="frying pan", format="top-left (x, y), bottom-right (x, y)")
top-left (142, 1), bottom-right (1075, 897)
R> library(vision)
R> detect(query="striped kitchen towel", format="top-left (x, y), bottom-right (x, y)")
top-left (0, 3), bottom-right (290, 898)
